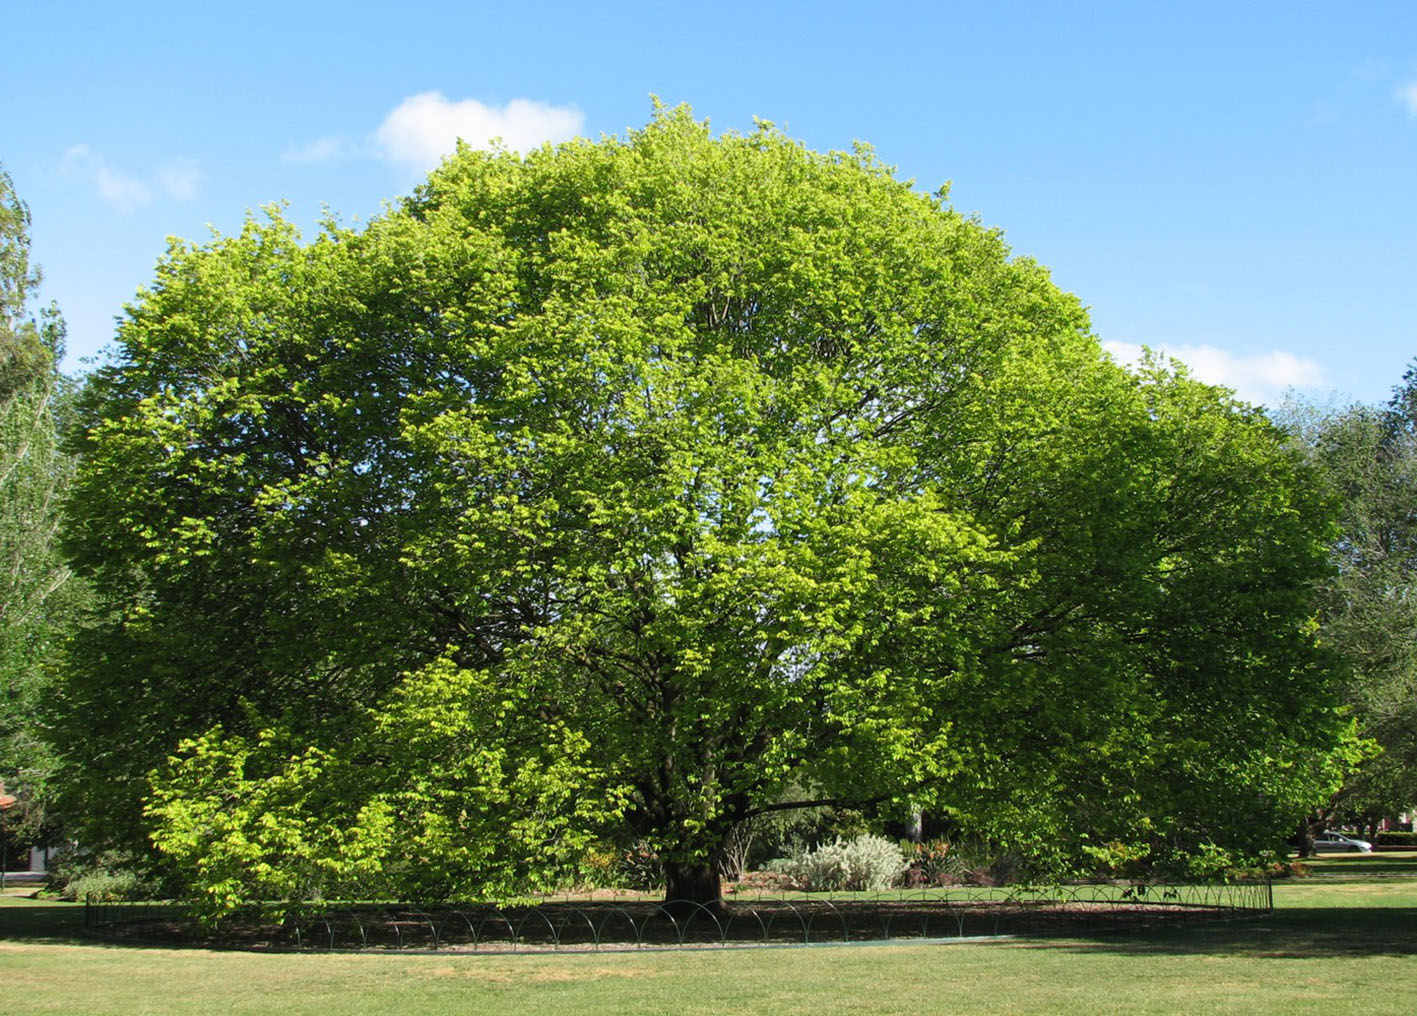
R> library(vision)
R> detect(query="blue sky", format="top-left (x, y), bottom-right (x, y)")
top-left (5, 1), bottom-right (1415, 407)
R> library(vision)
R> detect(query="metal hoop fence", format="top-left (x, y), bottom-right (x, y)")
top-left (84, 880), bottom-right (1271, 952)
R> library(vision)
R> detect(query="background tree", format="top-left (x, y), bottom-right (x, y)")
top-left (0, 165), bottom-right (73, 857)
top-left (58, 110), bottom-right (1350, 907)
top-left (1283, 374), bottom-right (1417, 845)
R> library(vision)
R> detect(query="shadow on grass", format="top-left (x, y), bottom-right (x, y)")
top-left (0, 898), bottom-right (90, 945)
top-left (1301, 852), bottom-right (1417, 878)
top-left (0, 899), bottom-right (240, 953)
top-left (6, 894), bottom-right (1415, 960)
top-left (1023, 906), bottom-right (1417, 960)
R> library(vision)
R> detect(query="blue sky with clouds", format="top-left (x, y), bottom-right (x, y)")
top-left (5, 1), bottom-right (1415, 407)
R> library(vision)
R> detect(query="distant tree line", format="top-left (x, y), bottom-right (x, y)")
top-left (1281, 374), bottom-right (1417, 850)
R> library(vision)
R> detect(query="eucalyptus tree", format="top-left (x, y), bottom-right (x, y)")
top-left (59, 110), bottom-right (1348, 909)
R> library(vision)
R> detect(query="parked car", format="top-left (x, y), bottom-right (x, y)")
top-left (1314, 831), bottom-right (1373, 853)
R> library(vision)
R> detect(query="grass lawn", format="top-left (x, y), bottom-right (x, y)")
top-left (3, 855), bottom-right (1415, 1015)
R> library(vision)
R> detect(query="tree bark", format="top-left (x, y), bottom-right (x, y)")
top-left (1296, 816), bottom-right (1319, 858)
top-left (664, 859), bottom-right (723, 910)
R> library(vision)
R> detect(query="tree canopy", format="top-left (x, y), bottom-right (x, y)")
top-left (57, 109), bottom-right (1350, 909)
top-left (1283, 372), bottom-right (1417, 838)
top-left (0, 165), bottom-right (72, 848)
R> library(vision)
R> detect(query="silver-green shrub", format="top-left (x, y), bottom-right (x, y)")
top-left (775, 834), bottom-right (907, 891)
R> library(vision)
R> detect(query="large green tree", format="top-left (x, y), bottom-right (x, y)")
top-left (0, 165), bottom-right (71, 848)
top-left (58, 110), bottom-right (1348, 908)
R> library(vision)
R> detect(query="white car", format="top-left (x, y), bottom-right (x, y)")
top-left (1314, 831), bottom-right (1373, 853)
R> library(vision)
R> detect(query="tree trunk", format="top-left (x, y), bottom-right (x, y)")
top-left (664, 859), bottom-right (723, 910)
top-left (1296, 816), bottom-right (1319, 858)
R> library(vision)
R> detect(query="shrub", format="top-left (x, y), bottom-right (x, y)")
top-left (64, 869), bottom-right (144, 902)
top-left (773, 834), bottom-right (907, 892)
top-left (840, 834), bottom-right (911, 890)
top-left (43, 847), bottom-right (162, 902)
top-left (902, 838), bottom-right (961, 887)
top-left (908, 838), bottom-right (1031, 887)
top-left (1376, 831), bottom-right (1417, 846)
top-left (614, 839), bottom-right (663, 890)
top-left (1266, 859), bottom-right (1311, 879)
top-left (773, 841), bottom-right (846, 891)
top-left (576, 842), bottom-right (622, 888)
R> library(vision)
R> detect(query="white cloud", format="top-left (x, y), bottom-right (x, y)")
top-left (61, 145), bottom-right (200, 213)
top-left (158, 158), bottom-right (202, 201)
top-left (94, 167), bottom-right (153, 212)
top-left (372, 92), bottom-right (584, 172)
top-left (282, 136), bottom-right (355, 165)
top-left (1103, 340), bottom-right (1328, 406)
top-left (1397, 80), bottom-right (1417, 116)
top-left (62, 145), bottom-right (151, 212)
